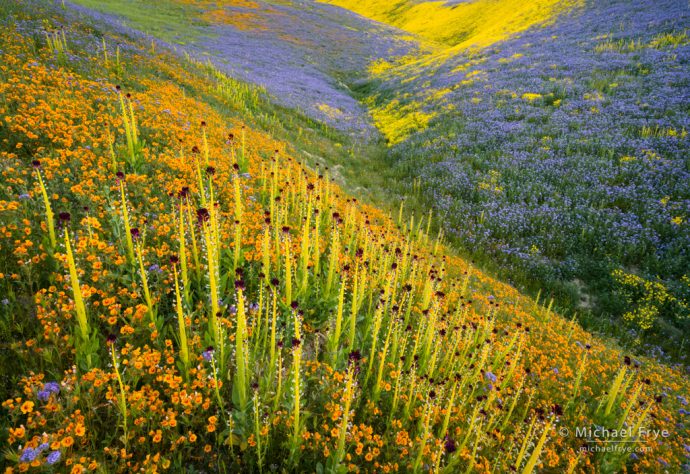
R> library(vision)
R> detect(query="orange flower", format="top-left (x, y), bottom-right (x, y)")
top-left (20, 401), bottom-right (33, 414)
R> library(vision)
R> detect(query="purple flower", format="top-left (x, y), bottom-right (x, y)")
top-left (484, 371), bottom-right (497, 383)
top-left (46, 450), bottom-right (61, 465)
top-left (202, 346), bottom-right (214, 362)
top-left (37, 390), bottom-right (50, 402)
top-left (44, 382), bottom-right (60, 394)
top-left (20, 447), bottom-right (38, 463)
top-left (38, 443), bottom-right (49, 452)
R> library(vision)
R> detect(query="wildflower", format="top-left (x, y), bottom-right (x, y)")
top-left (444, 436), bottom-right (456, 453)
top-left (196, 208), bottom-right (210, 223)
top-left (18, 193), bottom-right (30, 200)
top-left (58, 212), bottom-right (71, 223)
top-left (38, 390), bottom-right (51, 402)
top-left (20, 400), bottom-right (34, 414)
top-left (203, 346), bottom-right (214, 362)
top-left (32, 160), bottom-right (41, 168)
top-left (484, 371), bottom-right (497, 384)
top-left (38, 443), bottom-right (49, 452)
top-left (130, 227), bottom-right (140, 240)
top-left (19, 447), bottom-right (38, 463)
top-left (45, 452), bottom-right (65, 470)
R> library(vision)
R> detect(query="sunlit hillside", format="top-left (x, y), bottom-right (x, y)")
top-left (0, 1), bottom-right (688, 473)
top-left (319, 0), bottom-right (581, 50)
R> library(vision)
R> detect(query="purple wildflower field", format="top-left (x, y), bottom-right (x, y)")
top-left (372, 0), bottom-right (690, 357)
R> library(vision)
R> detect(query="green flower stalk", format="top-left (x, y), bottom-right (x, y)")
top-left (185, 202), bottom-right (201, 280)
top-left (201, 126), bottom-right (210, 167)
top-left (234, 285), bottom-right (248, 409)
top-left (34, 165), bottom-right (56, 249)
top-left (201, 216), bottom-right (220, 328)
top-left (291, 309), bottom-right (303, 450)
top-left (326, 228), bottom-right (340, 295)
top-left (514, 416), bottom-right (537, 470)
top-left (348, 263), bottom-right (360, 351)
top-left (233, 219), bottom-right (242, 271)
top-left (284, 233), bottom-right (292, 305)
top-left (177, 207), bottom-right (189, 301)
top-left (373, 319), bottom-right (394, 399)
top-left (172, 262), bottom-right (190, 377)
top-left (413, 399), bottom-right (433, 472)
top-left (439, 382), bottom-right (457, 439)
top-left (299, 197), bottom-right (312, 295)
top-left (118, 92), bottom-right (140, 169)
top-left (234, 172), bottom-right (243, 223)
top-left (602, 367), bottom-right (627, 417)
top-left (110, 341), bottom-right (128, 450)
top-left (135, 243), bottom-right (155, 327)
top-left (273, 352), bottom-right (283, 413)
top-left (253, 390), bottom-right (264, 471)
top-left (522, 418), bottom-right (553, 474)
top-left (329, 275), bottom-right (347, 362)
top-left (120, 180), bottom-right (135, 264)
top-left (262, 226), bottom-right (271, 283)
top-left (312, 212), bottom-right (321, 275)
top-left (102, 37), bottom-right (108, 66)
top-left (65, 228), bottom-right (88, 340)
top-left (269, 284), bottom-right (279, 377)
top-left (365, 303), bottom-right (384, 384)
top-left (335, 363), bottom-right (357, 468)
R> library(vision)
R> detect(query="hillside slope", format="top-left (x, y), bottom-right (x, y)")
top-left (338, 0), bottom-right (690, 360)
top-left (0, 1), bottom-right (689, 473)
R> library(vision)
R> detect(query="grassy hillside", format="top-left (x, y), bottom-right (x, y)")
top-left (349, 0), bottom-right (690, 361)
top-left (0, 1), bottom-right (689, 473)
top-left (319, 0), bottom-right (580, 50)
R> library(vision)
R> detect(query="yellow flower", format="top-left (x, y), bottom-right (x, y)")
top-left (20, 401), bottom-right (33, 414)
